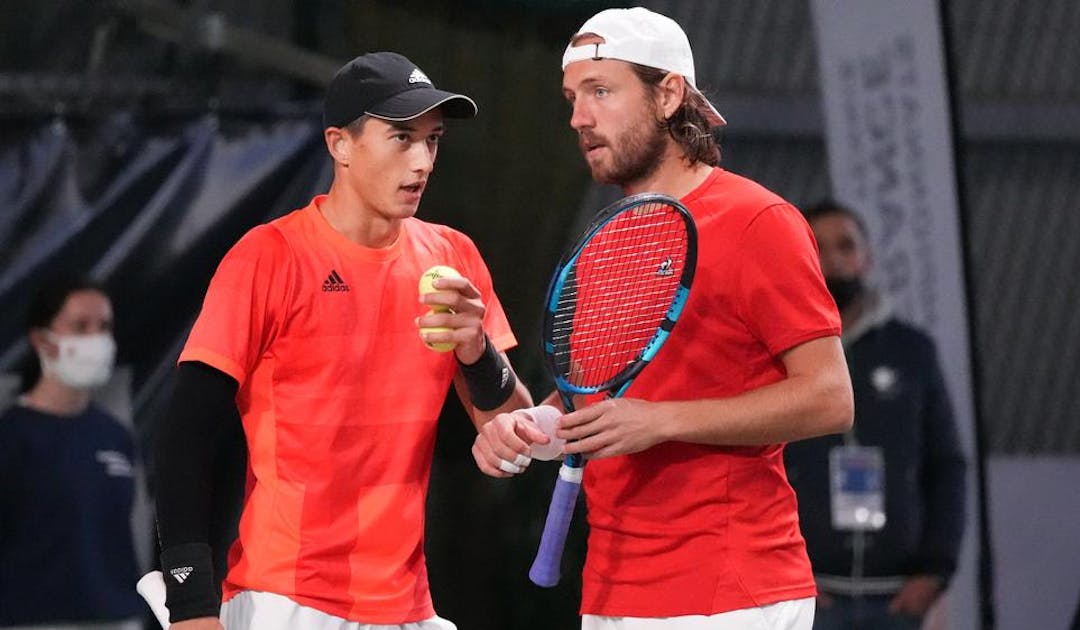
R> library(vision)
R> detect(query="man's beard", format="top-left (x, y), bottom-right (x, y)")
top-left (583, 108), bottom-right (668, 187)
top-left (825, 276), bottom-right (865, 311)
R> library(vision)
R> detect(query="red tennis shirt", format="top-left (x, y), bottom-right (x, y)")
top-left (580, 168), bottom-right (841, 617)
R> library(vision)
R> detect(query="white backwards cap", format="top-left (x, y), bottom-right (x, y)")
top-left (562, 6), bottom-right (726, 127)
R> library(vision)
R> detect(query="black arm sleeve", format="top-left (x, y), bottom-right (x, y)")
top-left (153, 360), bottom-right (240, 621)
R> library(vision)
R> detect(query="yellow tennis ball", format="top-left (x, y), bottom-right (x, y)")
top-left (421, 332), bottom-right (456, 353)
top-left (418, 265), bottom-right (461, 314)
top-left (419, 312), bottom-right (456, 353)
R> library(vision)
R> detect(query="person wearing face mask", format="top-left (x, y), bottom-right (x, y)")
top-left (783, 200), bottom-right (968, 630)
top-left (0, 276), bottom-right (143, 630)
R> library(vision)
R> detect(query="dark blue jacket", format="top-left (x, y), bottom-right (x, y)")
top-left (784, 305), bottom-right (967, 592)
top-left (0, 402), bottom-right (143, 625)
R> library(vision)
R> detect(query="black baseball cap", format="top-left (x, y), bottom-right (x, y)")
top-left (323, 52), bottom-right (478, 128)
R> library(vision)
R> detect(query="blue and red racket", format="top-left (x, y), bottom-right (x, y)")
top-left (529, 192), bottom-right (697, 587)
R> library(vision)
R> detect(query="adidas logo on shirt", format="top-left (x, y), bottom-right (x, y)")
top-left (170, 566), bottom-right (194, 583)
top-left (322, 270), bottom-right (350, 292)
top-left (408, 68), bottom-right (431, 85)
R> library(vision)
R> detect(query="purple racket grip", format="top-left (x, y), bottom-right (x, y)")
top-left (529, 463), bottom-right (583, 587)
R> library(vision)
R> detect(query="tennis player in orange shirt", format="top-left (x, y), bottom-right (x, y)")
top-left (151, 52), bottom-right (544, 630)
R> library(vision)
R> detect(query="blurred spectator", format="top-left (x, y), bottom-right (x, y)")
top-left (0, 276), bottom-right (143, 629)
top-left (784, 200), bottom-right (967, 630)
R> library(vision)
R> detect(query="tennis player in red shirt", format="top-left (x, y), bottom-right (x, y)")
top-left (152, 52), bottom-right (541, 630)
top-left (486, 7), bottom-right (854, 630)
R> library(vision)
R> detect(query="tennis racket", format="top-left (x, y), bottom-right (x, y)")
top-left (528, 192), bottom-right (697, 587)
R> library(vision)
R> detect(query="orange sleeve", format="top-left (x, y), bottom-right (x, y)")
top-left (179, 225), bottom-right (294, 387)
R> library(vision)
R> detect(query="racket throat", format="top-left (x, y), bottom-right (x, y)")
top-left (558, 463), bottom-right (584, 483)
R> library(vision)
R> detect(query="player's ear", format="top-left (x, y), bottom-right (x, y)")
top-left (656, 72), bottom-right (686, 120)
top-left (325, 127), bottom-right (350, 166)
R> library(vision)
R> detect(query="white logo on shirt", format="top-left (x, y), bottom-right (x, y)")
top-left (96, 450), bottom-right (134, 477)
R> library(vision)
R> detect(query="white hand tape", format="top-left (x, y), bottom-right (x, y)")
top-left (498, 458), bottom-right (523, 474)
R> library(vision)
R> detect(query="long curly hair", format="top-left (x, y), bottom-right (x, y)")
top-left (630, 64), bottom-right (721, 168)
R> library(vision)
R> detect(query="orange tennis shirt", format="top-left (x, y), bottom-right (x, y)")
top-left (180, 196), bottom-right (516, 623)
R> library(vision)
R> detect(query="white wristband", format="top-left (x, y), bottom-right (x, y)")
top-left (517, 404), bottom-right (566, 461)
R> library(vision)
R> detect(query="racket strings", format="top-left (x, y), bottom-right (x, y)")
top-left (552, 203), bottom-right (689, 388)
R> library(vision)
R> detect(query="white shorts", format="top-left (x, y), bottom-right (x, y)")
top-left (220, 590), bottom-right (457, 630)
top-left (581, 597), bottom-right (815, 630)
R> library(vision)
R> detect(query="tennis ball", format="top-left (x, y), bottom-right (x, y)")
top-left (421, 332), bottom-right (456, 353)
top-left (419, 312), bottom-right (456, 353)
top-left (418, 265), bottom-right (461, 314)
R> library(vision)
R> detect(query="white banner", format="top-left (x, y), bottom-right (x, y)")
top-left (810, 1), bottom-right (981, 628)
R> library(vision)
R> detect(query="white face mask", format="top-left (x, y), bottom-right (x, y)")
top-left (39, 332), bottom-right (117, 389)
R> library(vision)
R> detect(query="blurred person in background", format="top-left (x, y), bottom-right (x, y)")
top-left (784, 200), bottom-right (967, 630)
top-left (0, 275), bottom-right (143, 629)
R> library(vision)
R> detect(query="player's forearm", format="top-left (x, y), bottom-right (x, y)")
top-left (540, 390), bottom-right (563, 411)
top-left (469, 378), bottom-right (533, 429)
top-left (154, 393), bottom-right (217, 548)
top-left (454, 343), bottom-right (534, 429)
top-left (659, 369), bottom-right (853, 446)
top-left (154, 361), bottom-right (238, 622)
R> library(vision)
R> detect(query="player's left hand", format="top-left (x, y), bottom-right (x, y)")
top-left (418, 275), bottom-right (487, 364)
top-left (888, 574), bottom-right (942, 617)
top-left (558, 398), bottom-right (665, 459)
top-left (472, 411), bottom-right (548, 478)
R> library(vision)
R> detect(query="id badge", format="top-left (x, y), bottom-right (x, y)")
top-left (829, 445), bottom-right (886, 531)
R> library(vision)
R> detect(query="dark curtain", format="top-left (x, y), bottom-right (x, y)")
top-left (0, 110), bottom-right (329, 411)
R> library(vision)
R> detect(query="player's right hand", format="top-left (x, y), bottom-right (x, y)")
top-left (473, 411), bottom-right (549, 478)
top-left (170, 618), bottom-right (224, 630)
top-left (418, 272), bottom-right (487, 364)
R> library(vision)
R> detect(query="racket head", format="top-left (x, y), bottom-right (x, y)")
top-left (541, 192), bottom-right (697, 400)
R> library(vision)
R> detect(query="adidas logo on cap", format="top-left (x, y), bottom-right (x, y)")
top-left (408, 68), bottom-right (431, 85)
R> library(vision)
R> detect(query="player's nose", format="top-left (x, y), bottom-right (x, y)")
top-left (570, 100), bottom-right (594, 131)
top-left (409, 142), bottom-right (436, 174)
